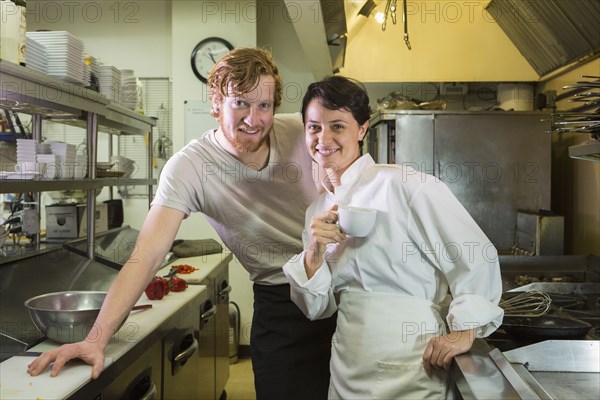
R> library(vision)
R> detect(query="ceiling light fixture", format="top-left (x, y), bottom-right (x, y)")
top-left (357, 0), bottom-right (412, 50)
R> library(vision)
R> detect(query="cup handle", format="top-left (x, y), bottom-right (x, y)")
top-left (326, 210), bottom-right (338, 224)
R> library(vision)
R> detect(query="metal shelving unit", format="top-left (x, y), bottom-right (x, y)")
top-left (0, 60), bottom-right (157, 261)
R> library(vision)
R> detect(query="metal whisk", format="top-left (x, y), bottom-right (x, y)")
top-left (499, 291), bottom-right (552, 317)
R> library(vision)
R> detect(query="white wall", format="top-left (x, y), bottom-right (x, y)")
top-left (170, 0), bottom-right (259, 345)
top-left (27, 0), bottom-right (171, 77)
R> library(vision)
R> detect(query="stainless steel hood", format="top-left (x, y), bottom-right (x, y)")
top-left (485, 0), bottom-right (600, 77)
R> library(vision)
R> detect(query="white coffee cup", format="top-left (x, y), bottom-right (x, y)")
top-left (337, 206), bottom-right (377, 237)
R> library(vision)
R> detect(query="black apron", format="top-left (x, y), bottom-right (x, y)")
top-left (251, 283), bottom-right (336, 400)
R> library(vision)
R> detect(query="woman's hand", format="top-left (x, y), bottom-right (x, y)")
top-left (422, 328), bottom-right (478, 375)
top-left (27, 340), bottom-right (106, 379)
top-left (304, 204), bottom-right (346, 278)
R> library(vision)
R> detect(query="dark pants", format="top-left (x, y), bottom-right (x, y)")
top-left (251, 283), bottom-right (337, 400)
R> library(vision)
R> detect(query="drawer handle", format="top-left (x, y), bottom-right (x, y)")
top-left (219, 285), bottom-right (232, 298)
top-left (174, 337), bottom-right (199, 363)
top-left (201, 305), bottom-right (217, 321)
top-left (140, 382), bottom-right (157, 400)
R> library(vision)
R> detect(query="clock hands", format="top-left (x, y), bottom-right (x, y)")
top-left (206, 49), bottom-right (217, 63)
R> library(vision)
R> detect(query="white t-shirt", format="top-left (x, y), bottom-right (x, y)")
top-left (283, 154), bottom-right (504, 336)
top-left (153, 113), bottom-right (318, 285)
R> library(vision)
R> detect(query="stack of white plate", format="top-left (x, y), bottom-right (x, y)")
top-left (46, 141), bottom-right (77, 179)
top-left (98, 65), bottom-right (121, 102)
top-left (16, 139), bottom-right (37, 165)
top-left (25, 37), bottom-right (48, 73)
top-left (36, 142), bottom-right (51, 154)
top-left (120, 69), bottom-right (138, 110)
top-left (37, 153), bottom-right (58, 179)
top-left (26, 31), bottom-right (85, 84)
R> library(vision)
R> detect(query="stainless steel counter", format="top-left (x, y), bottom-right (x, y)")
top-left (0, 248), bottom-right (117, 359)
top-left (452, 339), bottom-right (600, 399)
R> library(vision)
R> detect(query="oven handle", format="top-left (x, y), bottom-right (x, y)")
top-left (201, 304), bottom-right (217, 322)
top-left (219, 284), bottom-right (232, 301)
top-left (174, 337), bottom-right (199, 363)
top-left (139, 382), bottom-right (157, 400)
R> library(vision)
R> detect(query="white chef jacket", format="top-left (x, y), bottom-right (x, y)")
top-left (283, 154), bottom-right (504, 337)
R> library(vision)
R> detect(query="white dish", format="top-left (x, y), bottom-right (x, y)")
top-left (96, 162), bottom-right (115, 171)
top-left (0, 171), bottom-right (40, 180)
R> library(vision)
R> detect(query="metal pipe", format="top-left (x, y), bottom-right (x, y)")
top-left (147, 126), bottom-right (154, 207)
top-left (86, 112), bottom-right (98, 260)
top-left (108, 134), bottom-right (113, 200)
top-left (31, 114), bottom-right (42, 250)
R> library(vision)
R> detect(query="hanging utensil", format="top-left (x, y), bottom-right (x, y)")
top-left (403, 0), bottom-right (411, 50)
top-left (499, 291), bottom-right (552, 317)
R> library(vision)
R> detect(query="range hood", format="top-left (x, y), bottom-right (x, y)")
top-left (486, 0), bottom-right (600, 77)
top-left (282, 0), bottom-right (345, 78)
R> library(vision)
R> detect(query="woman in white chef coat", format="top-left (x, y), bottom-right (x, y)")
top-left (283, 76), bottom-right (504, 399)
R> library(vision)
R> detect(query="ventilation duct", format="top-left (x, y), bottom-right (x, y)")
top-left (485, 0), bottom-right (600, 77)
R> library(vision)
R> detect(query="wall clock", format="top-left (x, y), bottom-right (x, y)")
top-left (191, 37), bottom-right (234, 83)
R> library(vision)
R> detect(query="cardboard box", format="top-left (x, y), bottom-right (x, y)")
top-left (46, 203), bottom-right (108, 240)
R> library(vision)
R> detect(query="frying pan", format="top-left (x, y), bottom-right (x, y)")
top-left (501, 315), bottom-right (592, 340)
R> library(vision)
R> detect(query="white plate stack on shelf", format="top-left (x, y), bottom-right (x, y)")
top-left (25, 37), bottom-right (48, 74)
top-left (120, 69), bottom-right (138, 110)
top-left (36, 153), bottom-right (58, 179)
top-left (36, 143), bottom-right (57, 179)
top-left (25, 31), bottom-right (85, 84)
top-left (47, 141), bottom-right (77, 179)
top-left (98, 65), bottom-right (121, 102)
top-left (16, 139), bottom-right (37, 171)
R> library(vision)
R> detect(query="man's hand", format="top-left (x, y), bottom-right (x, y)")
top-left (422, 328), bottom-right (477, 375)
top-left (27, 340), bottom-right (106, 379)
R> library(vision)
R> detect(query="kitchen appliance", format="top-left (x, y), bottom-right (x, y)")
top-left (369, 111), bottom-right (552, 253)
top-left (101, 340), bottom-right (162, 400)
top-left (513, 210), bottom-right (565, 256)
top-left (199, 259), bottom-right (231, 399)
top-left (45, 203), bottom-right (108, 240)
top-left (163, 289), bottom-right (212, 399)
top-left (487, 256), bottom-right (600, 354)
top-left (103, 199), bottom-right (124, 229)
top-left (229, 301), bottom-right (240, 364)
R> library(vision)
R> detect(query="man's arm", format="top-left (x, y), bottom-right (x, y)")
top-left (27, 205), bottom-right (185, 379)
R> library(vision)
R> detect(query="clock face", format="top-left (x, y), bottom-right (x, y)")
top-left (191, 37), bottom-right (234, 83)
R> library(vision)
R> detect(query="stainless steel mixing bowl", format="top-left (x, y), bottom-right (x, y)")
top-left (24, 291), bottom-right (123, 344)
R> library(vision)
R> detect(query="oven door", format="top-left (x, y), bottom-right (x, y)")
top-left (102, 340), bottom-right (161, 400)
top-left (163, 291), bottom-right (211, 400)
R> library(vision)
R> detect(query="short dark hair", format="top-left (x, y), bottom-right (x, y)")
top-left (301, 76), bottom-right (372, 125)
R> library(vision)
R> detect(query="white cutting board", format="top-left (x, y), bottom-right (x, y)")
top-left (0, 355), bottom-right (113, 400)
